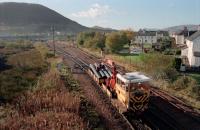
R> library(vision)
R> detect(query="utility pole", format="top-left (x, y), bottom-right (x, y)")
top-left (141, 37), bottom-right (144, 53)
top-left (52, 25), bottom-right (55, 56)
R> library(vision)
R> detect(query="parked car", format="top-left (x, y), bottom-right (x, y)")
top-left (130, 48), bottom-right (142, 55)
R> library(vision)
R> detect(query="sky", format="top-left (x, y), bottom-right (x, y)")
top-left (0, 0), bottom-right (200, 30)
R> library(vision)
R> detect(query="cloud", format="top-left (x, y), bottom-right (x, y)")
top-left (71, 3), bottom-right (110, 18)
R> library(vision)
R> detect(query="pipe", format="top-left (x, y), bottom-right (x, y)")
top-left (102, 69), bottom-right (110, 78)
top-left (89, 64), bottom-right (101, 78)
top-left (99, 70), bottom-right (105, 77)
top-left (105, 66), bottom-right (112, 76)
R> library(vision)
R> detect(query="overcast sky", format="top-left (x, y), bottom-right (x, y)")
top-left (0, 0), bottom-right (200, 30)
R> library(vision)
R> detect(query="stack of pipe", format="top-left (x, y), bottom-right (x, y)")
top-left (89, 64), bottom-right (101, 78)
top-left (103, 70), bottom-right (110, 78)
top-left (105, 66), bottom-right (112, 77)
top-left (99, 70), bottom-right (105, 77)
top-left (90, 63), bottom-right (112, 78)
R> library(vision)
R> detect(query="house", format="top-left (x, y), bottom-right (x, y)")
top-left (171, 27), bottom-right (197, 45)
top-left (134, 29), bottom-right (169, 45)
top-left (181, 31), bottom-right (200, 67)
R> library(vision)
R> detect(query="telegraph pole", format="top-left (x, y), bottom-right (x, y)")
top-left (142, 37), bottom-right (144, 53)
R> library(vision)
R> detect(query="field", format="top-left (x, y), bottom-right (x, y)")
top-left (107, 53), bottom-right (142, 65)
top-left (0, 41), bottom-right (105, 130)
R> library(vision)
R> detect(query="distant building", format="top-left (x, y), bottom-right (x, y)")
top-left (181, 30), bottom-right (200, 67)
top-left (171, 27), bottom-right (197, 45)
top-left (134, 29), bottom-right (169, 45)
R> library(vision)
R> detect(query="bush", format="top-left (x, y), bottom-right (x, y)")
top-left (173, 58), bottom-right (182, 71)
top-left (140, 53), bottom-right (177, 80)
top-left (0, 69), bottom-right (38, 101)
top-left (105, 32), bottom-right (128, 53)
top-left (1, 40), bottom-right (33, 50)
top-left (77, 32), bottom-right (105, 50)
top-left (172, 76), bottom-right (197, 90)
top-left (7, 49), bottom-right (47, 71)
top-left (192, 86), bottom-right (200, 99)
top-left (176, 49), bottom-right (181, 55)
top-left (46, 52), bottom-right (55, 58)
top-left (164, 67), bottom-right (179, 81)
top-left (1, 112), bottom-right (85, 130)
top-left (0, 70), bottom-right (84, 130)
top-left (0, 47), bottom-right (48, 101)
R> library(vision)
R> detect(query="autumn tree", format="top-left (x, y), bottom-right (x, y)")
top-left (105, 32), bottom-right (128, 53)
top-left (77, 32), bottom-right (95, 46)
top-left (77, 32), bottom-right (105, 49)
top-left (121, 29), bottom-right (135, 46)
top-left (93, 32), bottom-right (106, 50)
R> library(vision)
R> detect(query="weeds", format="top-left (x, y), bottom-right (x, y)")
top-left (0, 70), bottom-right (85, 130)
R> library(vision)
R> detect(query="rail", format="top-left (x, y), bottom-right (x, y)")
top-left (49, 43), bottom-right (200, 130)
top-left (52, 44), bottom-right (135, 130)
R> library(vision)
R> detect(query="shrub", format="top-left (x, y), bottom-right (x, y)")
top-left (0, 47), bottom-right (48, 101)
top-left (173, 58), bottom-right (182, 71)
top-left (34, 43), bottom-right (49, 59)
top-left (164, 67), bottom-right (179, 82)
top-left (172, 76), bottom-right (197, 90)
top-left (192, 86), bottom-right (200, 99)
top-left (7, 49), bottom-right (47, 71)
top-left (2, 40), bottom-right (33, 50)
top-left (139, 53), bottom-right (177, 80)
top-left (0, 70), bottom-right (84, 130)
top-left (35, 70), bottom-right (64, 90)
top-left (1, 112), bottom-right (85, 130)
top-left (105, 32), bottom-right (128, 53)
top-left (176, 49), bottom-right (181, 55)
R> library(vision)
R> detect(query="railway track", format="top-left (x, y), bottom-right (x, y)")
top-left (146, 88), bottom-right (200, 130)
top-left (65, 46), bottom-right (200, 130)
top-left (54, 45), bottom-right (137, 130)
top-left (50, 43), bottom-right (200, 130)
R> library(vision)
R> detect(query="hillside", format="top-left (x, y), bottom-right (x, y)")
top-left (0, 2), bottom-right (88, 34)
top-left (92, 26), bottom-right (116, 32)
top-left (164, 24), bottom-right (199, 33)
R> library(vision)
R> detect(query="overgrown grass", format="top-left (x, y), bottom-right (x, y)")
top-left (0, 40), bottom-right (33, 50)
top-left (0, 53), bottom-right (87, 128)
top-left (189, 73), bottom-right (200, 85)
top-left (1, 43), bottom-right (101, 129)
top-left (57, 63), bottom-right (104, 129)
top-left (109, 53), bottom-right (142, 64)
top-left (0, 70), bottom-right (85, 130)
top-left (0, 43), bottom-right (48, 101)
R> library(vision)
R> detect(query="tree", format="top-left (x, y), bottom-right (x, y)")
top-left (121, 29), bottom-right (135, 46)
top-left (77, 32), bottom-right (85, 46)
top-left (93, 32), bottom-right (105, 50)
top-left (106, 32), bottom-right (128, 53)
top-left (77, 32), bottom-right (105, 49)
top-left (77, 32), bottom-right (95, 47)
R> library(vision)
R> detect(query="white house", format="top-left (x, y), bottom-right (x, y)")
top-left (134, 30), bottom-right (168, 45)
top-left (172, 34), bottom-right (185, 45)
top-left (181, 31), bottom-right (200, 67)
top-left (171, 27), bottom-right (197, 45)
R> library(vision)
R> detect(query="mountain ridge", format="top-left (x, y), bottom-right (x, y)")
top-left (0, 2), bottom-right (88, 34)
top-left (163, 24), bottom-right (200, 33)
